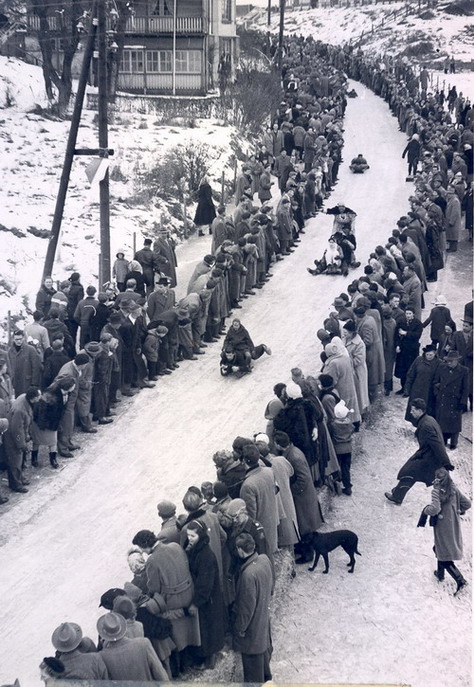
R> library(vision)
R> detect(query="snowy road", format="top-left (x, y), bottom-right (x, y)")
top-left (0, 80), bottom-right (470, 686)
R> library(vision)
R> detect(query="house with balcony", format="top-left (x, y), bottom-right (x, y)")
top-left (118, 0), bottom-right (238, 95)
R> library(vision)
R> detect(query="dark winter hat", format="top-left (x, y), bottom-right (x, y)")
top-left (97, 612), bottom-right (127, 642)
top-left (213, 481), bottom-right (229, 499)
top-left (57, 375), bottom-right (76, 391)
top-left (147, 321), bottom-right (159, 331)
top-left (204, 254), bottom-right (215, 266)
top-left (74, 353), bottom-right (90, 366)
top-left (40, 657), bottom-right (65, 677)
top-left (144, 238), bottom-right (152, 245)
top-left (206, 278), bottom-right (217, 289)
top-left (109, 312), bottom-right (122, 324)
top-left (422, 344), bottom-right (437, 353)
top-left (86, 285), bottom-right (97, 296)
top-left (445, 350), bottom-right (461, 360)
top-left (317, 328), bottom-right (331, 343)
top-left (69, 272), bottom-right (81, 282)
top-left (51, 622), bottom-right (83, 653)
top-left (158, 276), bottom-right (172, 285)
top-left (98, 588), bottom-right (126, 610)
top-left (342, 319), bottom-right (356, 333)
top-left (332, 297), bottom-right (345, 307)
top-left (318, 373), bottom-right (334, 389)
top-left (157, 500), bottom-right (176, 518)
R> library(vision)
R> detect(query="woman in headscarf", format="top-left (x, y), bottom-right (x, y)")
top-left (194, 175), bottom-right (216, 237)
top-left (322, 337), bottom-right (361, 425)
top-left (422, 467), bottom-right (471, 596)
top-left (184, 520), bottom-right (225, 669)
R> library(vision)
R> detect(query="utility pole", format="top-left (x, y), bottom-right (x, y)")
top-left (267, 0), bottom-right (271, 26)
top-left (97, 0), bottom-right (111, 285)
top-left (42, 2), bottom-right (98, 281)
top-left (278, 0), bottom-right (285, 71)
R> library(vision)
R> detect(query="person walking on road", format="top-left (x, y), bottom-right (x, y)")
top-left (422, 467), bottom-right (470, 596)
top-left (385, 398), bottom-right (454, 505)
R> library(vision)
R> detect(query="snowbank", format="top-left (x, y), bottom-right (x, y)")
top-left (0, 55), bottom-right (50, 110)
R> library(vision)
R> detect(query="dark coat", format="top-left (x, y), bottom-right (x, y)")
top-left (34, 386), bottom-right (66, 431)
top-left (397, 413), bottom-right (453, 486)
top-left (89, 303), bottom-right (112, 342)
top-left (422, 305), bottom-right (452, 343)
top-left (99, 637), bottom-right (168, 681)
top-left (42, 350), bottom-right (70, 389)
top-left (186, 537), bottom-right (225, 657)
top-left (224, 324), bottom-right (254, 353)
top-left (194, 182), bottom-right (216, 226)
top-left (283, 443), bottom-right (324, 535)
top-left (433, 362), bottom-right (469, 433)
top-left (402, 138), bottom-right (421, 164)
top-left (67, 281), bottom-right (84, 320)
top-left (232, 552), bottom-right (273, 655)
top-left (404, 355), bottom-right (440, 420)
top-left (7, 343), bottom-right (42, 397)
top-left (274, 397), bottom-right (322, 466)
top-left (394, 317), bottom-right (423, 381)
top-left (35, 284), bottom-right (56, 318)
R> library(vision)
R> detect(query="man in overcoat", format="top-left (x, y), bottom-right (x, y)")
top-left (7, 330), bottom-right (42, 397)
top-left (385, 398), bottom-right (453, 505)
top-left (433, 350), bottom-right (469, 449)
top-left (232, 533), bottom-right (273, 684)
top-left (3, 386), bottom-right (41, 492)
top-left (240, 444), bottom-right (279, 557)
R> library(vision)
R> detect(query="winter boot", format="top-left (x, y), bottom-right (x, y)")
top-left (434, 562), bottom-right (445, 581)
top-left (445, 563), bottom-right (467, 595)
top-left (31, 450), bottom-right (39, 468)
top-left (49, 452), bottom-right (59, 469)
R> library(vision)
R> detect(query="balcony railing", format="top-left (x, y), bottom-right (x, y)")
top-left (126, 16), bottom-right (204, 34)
top-left (26, 14), bottom-right (204, 35)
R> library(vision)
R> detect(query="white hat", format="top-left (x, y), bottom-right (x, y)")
top-left (334, 400), bottom-right (352, 419)
top-left (285, 381), bottom-right (303, 400)
top-left (433, 294), bottom-right (447, 306)
top-left (254, 433), bottom-right (270, 444)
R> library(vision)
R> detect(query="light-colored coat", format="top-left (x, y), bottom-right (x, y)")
top-left (268, 454), bottom-right (299, 546)
top-left (356, 314), bottom-right (385, 387)
top-left (445, 193), bottom-right (462, 241)
top-left (323, 338), bottom-right (361, 423)
top-left (240, 466), bottom-right (279, 555)
top-left (424, 484), bottom-right (471, 560)
top-left (345, 334), bottom-right (370, 414)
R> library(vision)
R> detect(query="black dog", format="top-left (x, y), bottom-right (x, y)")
top-left (303, 530), bottom-right (361, 574)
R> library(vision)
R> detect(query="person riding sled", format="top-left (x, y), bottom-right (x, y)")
top-left (221, 319), bottom-right (271, 378)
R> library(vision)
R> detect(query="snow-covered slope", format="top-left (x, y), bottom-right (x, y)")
top-left (0, 56), bottom-right (239, 338)
top-left (245, 0), bottom-right (474, 67)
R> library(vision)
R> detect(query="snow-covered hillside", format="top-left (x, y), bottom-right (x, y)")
top-left (0, 56), bottom-right (240, 339)
top-left (245, 0), bottom-right (474, 68)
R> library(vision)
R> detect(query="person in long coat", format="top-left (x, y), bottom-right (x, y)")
top-left (194, 176), bottom-right (216, 236)
top-left (184, 520), bottom-right (225, 667)
top-left (385, 398), bottom-right (453, 505)
top-left (423, 467), bottom-right (471, 595)
top-left (7, 330), bottom-right (42, 397)
top-left (3, 387), bottom-right (41, 492)
top-left (274, 430), bottom-right (324, 537)
top-left (153, 229), bottom-right (178, 288)
top-left (255, 435), bottom-right (299, 547)
top-left (394, 307), bottom-right (423, 392)
top-left (273, 381), bottom-right (322, 470)
top-left (422, 296), bottom-right (452, 345)
top-left (232, 534), bottom-right (273, 684)
top-left (138, 533), bottom-right (200, 655)
top-left (381, 304), bottom-right (397, 395)
top-left (323, 336), bottom-right (361, 423)
top-left (342, 321), bottom-right (368, 415)
top-left (31, 376), bottom-right (75, 469)
top-left (445, 186), bottom-right (462, 251)
top-left (353, 305), bottom-right (385, 400)
top-left (433, 351), bottom-right (469, 449)
top-left (403, 344), bottom-right (440, 420)
top-left (240, 444), bottom-right (279, 556)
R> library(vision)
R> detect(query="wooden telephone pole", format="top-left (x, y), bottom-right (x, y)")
top-left (42, 0), bottom-right (112, 286)
top-left (278, 0), bottom-right (286, 70)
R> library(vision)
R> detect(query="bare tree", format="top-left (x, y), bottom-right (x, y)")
top-left (29, 0), bottom-right (91, 116)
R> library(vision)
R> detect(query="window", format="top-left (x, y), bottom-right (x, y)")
top-left (222, 0), bottom-right (232, 22)
top-left (151, 0), bottom-right (172, 15)
top-left (120, 49), bottom-right (144, 73)
top-left (146, 50), bottom-right (172, 73)
top-left (175, 50), bottom-right (201, 74)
